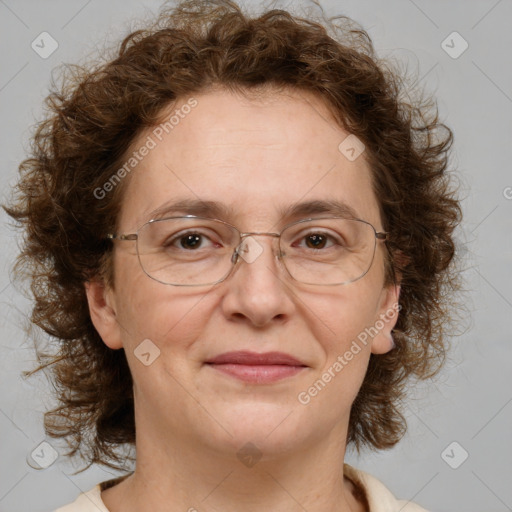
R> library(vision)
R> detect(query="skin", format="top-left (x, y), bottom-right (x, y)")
top-left (86, 87), bottom-right (400, 512)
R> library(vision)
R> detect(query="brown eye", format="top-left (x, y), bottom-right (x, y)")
top-left (179, 233), bottom-right (203, 250)
top-left (294, 230), bottom-right (339, 251)
top-left (305, 234), bottom-right (328, 249)
top-left (162, 230), bottom-right (215, 251)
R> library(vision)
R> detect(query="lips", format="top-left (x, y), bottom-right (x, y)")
top-left (206, 351), bottom-right (305, 366)
top-left (205, 351), bottom-right (307, 383)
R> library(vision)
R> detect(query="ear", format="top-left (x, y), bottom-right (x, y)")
top-left (370, 283), bottom-right (401, 355)
top-left (84, 279), bottom-right (123, 350)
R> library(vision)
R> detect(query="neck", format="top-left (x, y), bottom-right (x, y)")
top-left (102, 424), bottom-right (363, 512)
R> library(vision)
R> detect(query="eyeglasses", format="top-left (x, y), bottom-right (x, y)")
top-left (106, 215), bottom-right (387, 286)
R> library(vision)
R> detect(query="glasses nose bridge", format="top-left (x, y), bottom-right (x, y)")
top-left (239, 231), bottom-right (281, 251)
top-left (239, 231), bottom-right (280, 240)
top-left (231, 230), bottom-right (283, 265)
top-left (239, 231), bottom-right (282, 250)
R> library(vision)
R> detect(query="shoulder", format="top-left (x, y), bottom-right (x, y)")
top-left (53, 485), bottom-right (108, 512)
top-left (53, 468), bottom-right (428, 512)
top-left (344, 463), bottom-right (430, 512)
top-left (53, 474), bottom-right (130, 512)
top-left (54, 473), bottom-right (132, 512)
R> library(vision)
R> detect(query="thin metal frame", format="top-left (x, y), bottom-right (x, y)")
top-left (106, 215), bottom-right (388, 286)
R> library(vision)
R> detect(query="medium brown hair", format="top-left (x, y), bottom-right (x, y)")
top-left (6, 0), bottom-right (461, 470)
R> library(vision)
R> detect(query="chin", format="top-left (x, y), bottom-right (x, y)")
top-left (200, 400), bottom-right (312, 455)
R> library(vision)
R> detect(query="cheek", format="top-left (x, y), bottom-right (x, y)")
top-left (295, 286), bottom-right (382, 419)
top-left (119, 286), bottom-right (212, 350)
top-left (291, 305), bottom-right (372, 431)
top-left (113, 251), bottom-right (213, 350)
top-left (303, 282), bottom-right (382, 356)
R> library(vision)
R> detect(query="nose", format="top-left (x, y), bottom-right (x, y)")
top-left (220, 234), bottom-right (295, 328)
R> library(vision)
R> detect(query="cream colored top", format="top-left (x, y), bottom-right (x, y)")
top-left (54, 464), bottom-right (429, 511)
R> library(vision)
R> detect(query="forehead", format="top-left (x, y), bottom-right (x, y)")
top-left (118, 87), bottom-right (381, 230)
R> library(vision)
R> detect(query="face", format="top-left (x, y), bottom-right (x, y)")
top-left (87, 87), bottom-right (399, 460)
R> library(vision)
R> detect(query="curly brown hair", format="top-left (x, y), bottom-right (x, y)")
top-left (5, 0), bottom-right (461, 471)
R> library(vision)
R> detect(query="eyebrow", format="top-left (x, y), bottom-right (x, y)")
top-left (143, 198), bottom-right (361, 225)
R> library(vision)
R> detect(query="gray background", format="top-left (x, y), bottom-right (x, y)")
top-left (0, 0), bottom-right (511, 511)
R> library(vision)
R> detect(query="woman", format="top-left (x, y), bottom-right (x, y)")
top-left (7, 1), bottom-right (461, 510)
